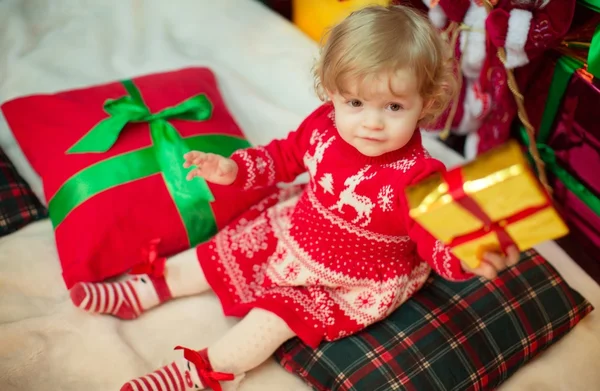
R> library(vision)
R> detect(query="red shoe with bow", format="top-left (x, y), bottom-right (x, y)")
top-left (120, 347), bottom-right (235, 391)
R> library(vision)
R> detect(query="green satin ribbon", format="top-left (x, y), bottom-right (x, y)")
top-left (538, 56), bottom-right (584, 144)
top-left (519, 51), bottom-right (600, 216)
top-left (520, 127), bottom-right (600, 217)
top-left (50, 80), bottom-right (250, 247)
top-left (580, 0), bottom-right (600, 13)
top-left (538, 144), bottom-right (600, 216)
top-left (589, 24), bottom-right (600, 78)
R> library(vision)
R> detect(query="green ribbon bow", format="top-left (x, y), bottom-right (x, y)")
top-left (49, 79), bottom-right (251, 247)
top-left (519, 54), bottom-right (600, 218)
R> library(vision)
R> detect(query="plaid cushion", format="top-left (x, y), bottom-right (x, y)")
top-left (275, 250), bottom-right (594, 391)
top-left (0, 147), bottom-right (47, 236)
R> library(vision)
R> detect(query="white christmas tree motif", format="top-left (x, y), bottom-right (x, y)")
top-left (377, 185), bottom-right (394, 212)
top-left (319, 173), bottom-right (334, 194)
top-left (355, 291), bottom-right (376, 309)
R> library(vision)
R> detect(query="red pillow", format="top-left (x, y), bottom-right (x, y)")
top-left (1, 67), bottom-right (276, 288)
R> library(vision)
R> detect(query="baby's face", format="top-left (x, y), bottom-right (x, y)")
top-left (328, 68), bottom-right (424, 157)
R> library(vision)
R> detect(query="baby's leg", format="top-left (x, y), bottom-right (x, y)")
top-left (70, 247), bottom-right (210, 319)
top-left (120, 308), bottom-right (296, 391)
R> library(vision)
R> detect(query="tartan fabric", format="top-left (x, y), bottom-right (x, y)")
top-left (0, 147), bottom-right (47, 236)
top-left (275, 249), bottom-right (594, 391)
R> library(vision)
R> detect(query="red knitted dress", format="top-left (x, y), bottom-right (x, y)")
top-left (197, 103), bottom-right (473, 348)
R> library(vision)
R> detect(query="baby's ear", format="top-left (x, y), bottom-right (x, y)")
top-left (325, 89), bottom-right (334, 102)
top-left (419, 98), bottom-right (434, 120)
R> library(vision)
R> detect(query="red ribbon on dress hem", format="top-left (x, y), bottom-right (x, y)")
top-left (174, 346), bottom-right (235, 391)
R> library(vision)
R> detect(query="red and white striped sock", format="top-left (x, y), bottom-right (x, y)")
top-left (120, 356), bottom-right (201, 391)
top-left (69, 274), bottom-right (172, 320)
top-left (120, 347), bottom-right (235, 391)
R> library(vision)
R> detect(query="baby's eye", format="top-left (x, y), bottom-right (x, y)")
top-left (387, 103), bottom-right (403, 112)
top-left (347, 99), bottom-right (362, 108)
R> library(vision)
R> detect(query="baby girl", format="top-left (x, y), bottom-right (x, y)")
top-left (70, 5), bottom-right (519, 390)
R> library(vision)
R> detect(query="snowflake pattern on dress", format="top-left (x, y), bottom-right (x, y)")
top-left (256, 157), bottom-right (267, 174)
top-left (355, 291), bottom-right (376, 309)
top-left (284, 261), bottom-right (301, 280)
top-left (377, 185), bottom-right (394, 212)
top-left (231, 215), bottom-right (270, 258)
top-left (269, 245), bottom-right (287, 265)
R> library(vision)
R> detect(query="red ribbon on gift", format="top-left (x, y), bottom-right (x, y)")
top-left (443, 168), bottom-right (550, 252)
top-left (130, 238), bottom-right (167, 278)
top-left (174, 346), bottom-right (235, 391)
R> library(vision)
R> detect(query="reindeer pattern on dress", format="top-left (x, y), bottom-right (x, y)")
top-left (329, 165), bottom-right (378, 227)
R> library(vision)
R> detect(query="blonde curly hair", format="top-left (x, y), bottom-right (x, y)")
top-left (313, 4), bottom-right (458, 126)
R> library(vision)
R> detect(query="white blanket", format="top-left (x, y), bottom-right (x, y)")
top-left (1, 1), bottom-right (599, 390)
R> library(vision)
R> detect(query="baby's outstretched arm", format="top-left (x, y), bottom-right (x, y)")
top-left (185, 104), bottom-right (332, 190)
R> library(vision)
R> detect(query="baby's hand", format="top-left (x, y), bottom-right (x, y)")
top-left (183, 151), bottom-right (238, 185)
top-left (461, 246), bottom-right (520, 280)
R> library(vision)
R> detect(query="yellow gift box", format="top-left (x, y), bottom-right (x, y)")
top-left (292, 0), bottom-right (391, 42)
top-left (405, 141), bottom-right (569, 269)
